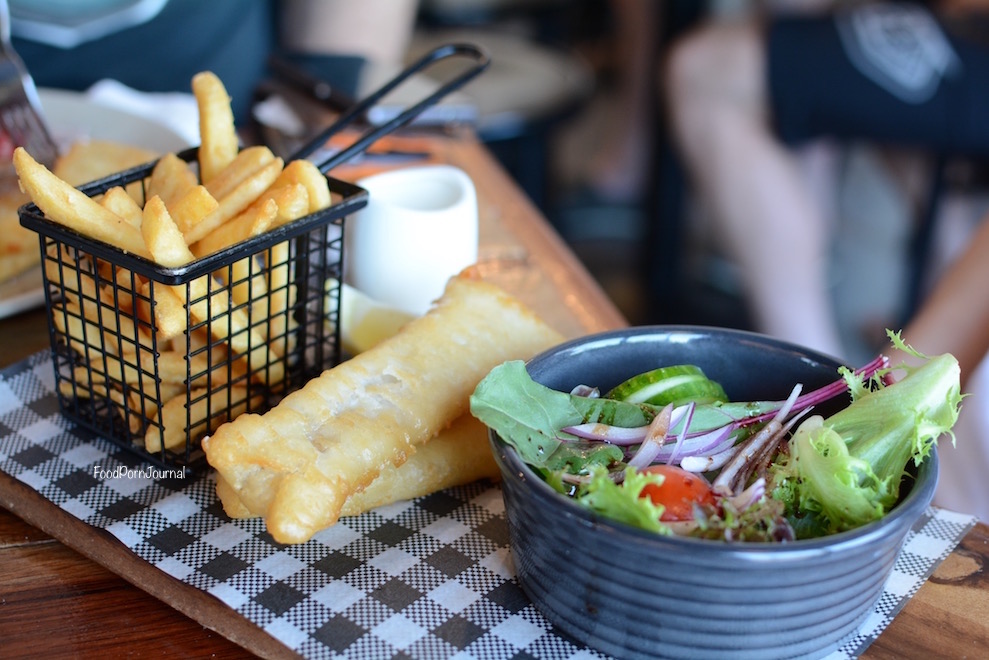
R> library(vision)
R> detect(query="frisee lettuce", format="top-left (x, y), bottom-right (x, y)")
top-left (573, 466), bottom-right (671, 534)
top-left (770, 331), bottom-right (962, 536)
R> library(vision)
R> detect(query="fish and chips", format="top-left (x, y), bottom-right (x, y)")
top-left (14, 70), bottom-right (568, 546)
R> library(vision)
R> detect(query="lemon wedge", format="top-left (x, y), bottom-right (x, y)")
top-left (329, 279), bottom-right (418, 355)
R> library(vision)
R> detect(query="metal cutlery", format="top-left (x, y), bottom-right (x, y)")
top-left (0, 0), bottom-right (57, 186)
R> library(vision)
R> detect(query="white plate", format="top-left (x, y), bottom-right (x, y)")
top-left (39, 87), bottom-right (192, 154)
top-left (0, 265), bottom-right (46, 318)
top-left (0, 88), bottom-right (191, 320)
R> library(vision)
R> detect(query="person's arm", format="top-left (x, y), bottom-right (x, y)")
top-left (896, 214), bottom-right (989, 388)
top-left (937, 0), bottom-right (989, 15)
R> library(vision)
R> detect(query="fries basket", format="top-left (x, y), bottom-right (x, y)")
top-left (20, 148), bottom-right (368, 471)
top-left (17, 43), bottom-right (489, 473)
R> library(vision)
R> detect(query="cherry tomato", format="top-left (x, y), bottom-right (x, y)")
top-left (638, 465), bottom-right (718, 521)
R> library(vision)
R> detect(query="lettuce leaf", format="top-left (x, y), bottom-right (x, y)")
top-left (771, 333), bottom-right (962, 536)
top-left (470, 360), bottom-right (780, 468)
top-left (575, 466), bottom-right (671, 534)
top-left (469, 360), bottom-right (582, 465)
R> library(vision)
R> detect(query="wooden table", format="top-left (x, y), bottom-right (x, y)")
top-left (1, 136), bottom-right (987, 659)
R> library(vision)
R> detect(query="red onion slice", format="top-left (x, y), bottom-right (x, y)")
top-left (563, 422), bottom-right (647, 445)
top-left (627, 404), bottom-right (674, 469)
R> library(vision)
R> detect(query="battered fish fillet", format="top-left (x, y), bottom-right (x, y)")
top-left (214, 412), bottom-right (499, 520)
top-left (203, 272), bottom-right (564, 543)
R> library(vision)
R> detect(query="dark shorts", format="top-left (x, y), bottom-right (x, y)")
top-left (767, 3), bottom-right (989, 155)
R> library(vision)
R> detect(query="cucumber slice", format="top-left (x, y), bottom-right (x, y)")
top-left (606, 365), bottom-right (728, 406)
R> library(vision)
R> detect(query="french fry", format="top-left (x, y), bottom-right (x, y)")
top-left (72, 347), bottom-right (185, 389)
top-left (271, 159), bottom-right (331, 213)
top-left (182, 157), bottom-right (284, 245)
top-left (56, 278), bottom-right (157, 366)
top-left (13, 148), bottom-right (150, 258)
top-left (256, 188), bottom-right (306, 346)
top-left (45, 246), bottom-right (95, 304)
top-left (187, 324), bottom-right (226, 359)
top-left (141, 196), bottom-right (284, 385)
top-left (91, 285), bottom-right (154, 353)
top-left (146, 385), bottom-right (261, 452)
top-left (54, 302), bottom-right (119, 362)
top-left (182, 351), bottom-right (249, 388)
top-left (67, 324), bottom-right (251, 444)
top-left (140, 198), bottom-right (192, 265)
top-left (203, 146), bottom-right (275, 201)
top-left (129, 382), bottom-right (186, 432)
top-left (58, 372), bottom-right (139, 432)
top-left (169, 185), bottom-right (219, 234)
top-left (193, 71), bottom-right (239, 183)
top-left (192, 197), bottom-right (277, 258)
top-left (267, 182), bottom-right (310, 228)
top-left (52, 139), bottom-right (158, 204)
top-left (191, 181), bottom-right (309, 262)
top-left (207, 207), bottom-right (273, 316)
top-left (153, 351), bottom-right (197, 385)
top-left (46, 251), bottom-right (139, 334)
top-left (99, 267), bottom-right (137, 318)
top-left (110, 267), bottom-right (142, 314)
top-left (259, 183), bottom-right (312, 345)
top-left (138, 279), bottom-right (187, 339)
top-left (59, 370), bottom-right (108, 399)
top-left (75, 353), bottom-right (142, 389)
top-left (100, 186), bottom-right (143, 228)
top-left (225, 255), bottom-right (269, 314)
top-left (79, 348), bottom-right (248, 390)
top-left (265, 240), bottom-right (294, 356)
top-left (147, 153), bottom-right (198, 206)
top-left (94, 256), bottom-right (117, 284)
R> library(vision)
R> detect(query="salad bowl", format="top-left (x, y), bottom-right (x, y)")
top-left (486, 326), bottom-right (939, 659)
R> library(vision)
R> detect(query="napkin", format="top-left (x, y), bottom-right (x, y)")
top-left (84, 78), bottom-right (200, 146)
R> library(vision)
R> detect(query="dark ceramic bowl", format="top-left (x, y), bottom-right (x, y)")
top-left (488, 326), bottom-right (937, 660)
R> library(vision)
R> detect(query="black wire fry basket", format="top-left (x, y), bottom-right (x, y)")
top-left (21, 155), bottom-right (364, 471)
top-left (17, 44), bottom-right (489, 472)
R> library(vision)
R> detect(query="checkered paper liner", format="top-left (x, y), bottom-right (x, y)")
top-left (0, 353), bottom-right (978, 659)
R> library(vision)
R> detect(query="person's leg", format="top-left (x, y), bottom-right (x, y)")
top-left (582, 0), bottom-right (660, 202)
top-left (664, 19), bottom-right (845, 357)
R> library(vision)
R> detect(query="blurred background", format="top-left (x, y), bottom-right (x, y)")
top-left (406, 0), bottom-right (989, 366)
top-left (13, 0), bottom-right (987, 363)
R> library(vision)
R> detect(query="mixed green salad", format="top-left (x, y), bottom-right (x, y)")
top-left (469, 332), bottom-right (963, 542)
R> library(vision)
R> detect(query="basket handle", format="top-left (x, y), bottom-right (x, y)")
top-left (289, 42), bottom-right (490, 172)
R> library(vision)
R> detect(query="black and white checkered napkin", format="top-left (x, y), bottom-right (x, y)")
top-left (0, 354), bottom-right (977, 659)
